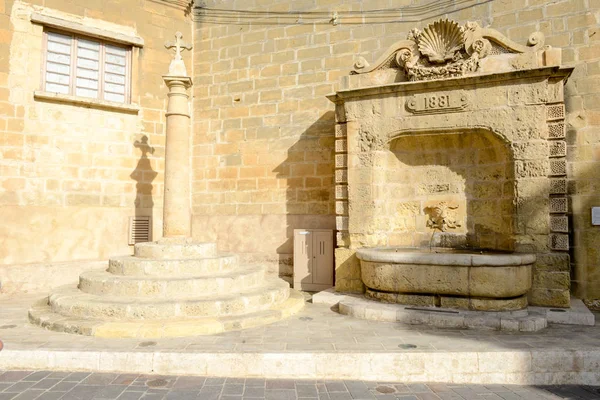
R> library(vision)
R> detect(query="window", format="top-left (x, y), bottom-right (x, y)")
top-left (43, 31), bottom-right (131, 104)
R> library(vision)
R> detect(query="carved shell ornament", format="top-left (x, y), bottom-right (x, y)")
top-left (352, 18), bottom-right (546, 82)
top-left (418, 19), bottom-right (465, 64)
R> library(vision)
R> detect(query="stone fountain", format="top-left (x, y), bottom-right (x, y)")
top-left (28, 33), bottom-right (304, 338)
top-left (325, 19), bottom-right (595, 331)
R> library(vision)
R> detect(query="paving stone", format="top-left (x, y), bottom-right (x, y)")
top-left (11, 390), bottom-right (45, 400)
top-left (204, 378), bottom-right (226, 386)
top-left (325, 382), bottom-right (347, 392)
top-left (328, 393), bottom-right (352, 400)
top-left (266, 380), bottom-right (295, 390)
top-left (84, 374), bottom-right (121, 386)
top-left (63, 373), bottom-right (91, 382)
top-left (222, 384), bottom-right (244, 396)
top-left (115, 392), bottom-right (144, 400)
top-left (93, 385), bottom-right (127, 399)
top-left (31, 380), bottom-right (61, 390)
top-left (265, 389), bottom-right (296, 400)
top-left (36, 393), bottom-right (64, 400)
top-left (297, 385), bottom-right (318, 397)
top-left (172, 378), bottom-right (201, 389)
top-left (0, 373), bottom-right (33, 383)
top-left (22, 372), bottom-right (51, 382)
top-left (243, 386), bottom-right (265, 397)
top-left (47, 381), bottom-right (78, 392)
top-left (4, 382), bottom-right (37, 393)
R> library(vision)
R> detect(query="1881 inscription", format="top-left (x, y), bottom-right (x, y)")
top-left (406, 91), bottom-right (469, 114)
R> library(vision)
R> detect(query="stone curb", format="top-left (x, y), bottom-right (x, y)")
top-left (0, 349), bottom-right (599, 385)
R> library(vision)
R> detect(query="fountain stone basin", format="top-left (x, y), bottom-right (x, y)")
top-left (356, 247), bottom-right (536, 311)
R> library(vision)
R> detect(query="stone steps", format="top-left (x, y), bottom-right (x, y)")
top-left (108, 254), bottom-right (239, 277)
top-left (49, 278), bottom-right (290, 320)
top-left (79, 265), bottom-right (266, 298)
top-left (29, 239), bottom-right (305, 337)
top-left (29, 290), bottom-right (306, 338)
top-left (134, 241), bottom-right (217, 259)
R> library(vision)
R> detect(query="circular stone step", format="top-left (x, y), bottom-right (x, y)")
top-left (134, 241), bottom-right (217, 260)
top-left (78, 266), bottom-right (266, 298)
top-left (48, 279), bottom-right (290, 320)
top-left (108, 254), bottom-right (238, 276)
top-left (29, 290), bottom-right (305, 338)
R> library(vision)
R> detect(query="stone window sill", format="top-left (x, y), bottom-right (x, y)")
top-left (34, 91), bottom-right (140, 114)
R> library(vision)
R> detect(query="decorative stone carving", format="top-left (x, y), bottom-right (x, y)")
top-left (352, 18), bottom-right (546, 82)
top-left (165, 31), bottom-right (193, 76)
top-left (425, 201), bottom-right (461, 232)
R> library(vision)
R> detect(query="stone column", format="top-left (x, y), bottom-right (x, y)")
top-left (162, 32), bottom-right (193, 239)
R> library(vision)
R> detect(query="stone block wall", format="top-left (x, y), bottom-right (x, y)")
top-left (192, 0), bottom-right (600, 301)
top-left (0, 0), bottom-right (191, 267)
top-left (382, 131), bottom-right (515, 251)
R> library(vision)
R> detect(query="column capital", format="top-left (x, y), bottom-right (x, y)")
top-left (163, 75), bottom-right (193, 89)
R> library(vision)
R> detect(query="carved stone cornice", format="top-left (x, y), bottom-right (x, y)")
top-left (352, 19), bottom-right (547, 82)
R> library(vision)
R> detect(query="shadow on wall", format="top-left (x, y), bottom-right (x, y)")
top-left (131, 135), bottom-right (158, 244)
top-left (273, 111), bottom-right (336, 282)
top-left (387, 129), bottom-right (516, 251)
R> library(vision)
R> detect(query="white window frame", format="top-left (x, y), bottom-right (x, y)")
top-left (41, 29), bottom-right (133, 104)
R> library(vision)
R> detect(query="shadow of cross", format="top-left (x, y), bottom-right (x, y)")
top-left (131, 136), bottom-right (158, 240)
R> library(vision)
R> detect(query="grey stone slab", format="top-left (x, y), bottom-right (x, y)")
top-left (48, 381), bottom-right (78, 392)
top-left (225, 378), bottom-right (245, 385)
top-left (242, 387), bottom-right (265, 398)
top-left (111, 375), bottom-right (139, 386)
top-left (266, 380), bottom-right (295, 390)
top-left (0, 394), bottom-right (19, 400)
top-left (23, 372), bottom-right (52, 382)
top-left (243, 380), bottom-right (265, 388)
top-left (5, 382), bottom-right (37, 393)
top-left (198, 386), bottom-right (222, 398)
top-left (296, 385), bottom-right (318, 397)
top-left (12, 391), bottom-right (45, 400)
top-left (93, 385), bottom-right (126, 399)
top-left (63, 373), bottom-right (91, 383)
top-left (220, 396), bottom-right (243, 400)
top-left (31, 380), bottom-right (62, 390)
top-left (325, 382), bottom-right (347, 393)
top-left (0, 383), bottom-right (15, 391)
top-left (328, 393), bottom-right (352, 400)
top-left (0, 372), bottom-right (33, 383)
top-left (36, 393), bottom-right (64, 400)
top-left (203, 378), bottom-right (225, 386)
top-left (84, 374), bottom-right (120, 386)
top-left (222, 385), bottom-right (244, 396)
top-left (139, 395), bottom-right (163, 400)
top-left (46, 373), bottom-right (71, 379)
top-left (171, 377), bottom-right (205, 390)
top-left (265, 389), bottom-right (296, 400)
top-left (416, 394), bottom-right (442, 400)
top-left (62, 385), bottom-right (106, 400)
top-left (115, 393), bottom-right (144, 400)
top-left (494, 394), bottom-right (523, 400)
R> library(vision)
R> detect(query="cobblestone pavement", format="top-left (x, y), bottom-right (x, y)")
top-left (0, 371), bottom-right (599, 400)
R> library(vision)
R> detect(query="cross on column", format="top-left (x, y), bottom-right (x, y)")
top-left (165, 32), bottom-right (192, 61)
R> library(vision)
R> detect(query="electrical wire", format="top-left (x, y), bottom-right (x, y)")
top-left (193, 0), bottom-right (494, 24)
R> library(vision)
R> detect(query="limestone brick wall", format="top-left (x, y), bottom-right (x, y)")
top-left (192, 0), bottom-right (600, 301)
top-left (0, 0), bottom-right (192, 266)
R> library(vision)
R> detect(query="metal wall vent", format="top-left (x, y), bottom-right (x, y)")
top-left (128, 216), bottom-right (152, 245)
